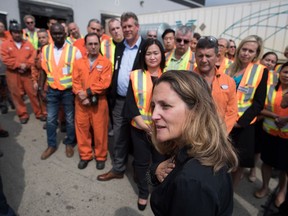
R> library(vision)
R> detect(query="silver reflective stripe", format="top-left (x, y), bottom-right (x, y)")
top-left (141, 114), bottom-right (151, 121)
top-left (273, 72), bottom-right (278, 85)
top-left (137, 71), bottom-right (144, 108)
top-left (247, 64), bottom-right (258, 85)
top-left (60, 78), bottom-right (72, 84)
top-left (46, 45), bottom-right (51, 72)
top-left (238, 107), bottom-right (247, 112)
top-left (243, 65), bottom-right (258, 101)
top-left (47, 77), bottom-right (54, 82)
top-left (189, 53), bottom-right (195, 71)
top-left (266, 85), bottom-right (275, 111)
top-left (66, 46), bottom-right (73, 73)
top-left (105, 40), bottom-right (110, 59)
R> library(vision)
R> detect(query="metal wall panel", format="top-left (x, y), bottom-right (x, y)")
top-left (138, 0), bottom-right (288, 61)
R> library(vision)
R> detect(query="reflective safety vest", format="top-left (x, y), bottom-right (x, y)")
top-left (23, 28), bottom-right (39, 50)
top-left (263, 84), bottom-right (288, 138)
top-left (237, 63), bottom-right (265, 124)
top-left (164, 49), bottom-right (196, 72)
top-left (275, 64), bottom-right (282, 74)
top-left (66, 35), bottom-right (83, 45)
top-left (218, 57), bottom-right (233, 73)
top-left (101, 38), bottom-right (115, 71)
top-left (42, 43), bottom-right (77, 90)
top-left (267, 69), bottom-right (278, 86)
top-left (130, 69), bottom-right (162, 129)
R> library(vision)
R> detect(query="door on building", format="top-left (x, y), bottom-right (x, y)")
top-left (18, 0), bottom-right (73, 29)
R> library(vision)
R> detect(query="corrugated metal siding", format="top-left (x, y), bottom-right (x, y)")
top-left (138, 0), bottom-right (288, 61)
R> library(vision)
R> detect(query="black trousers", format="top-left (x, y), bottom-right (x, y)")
top-left (131, 126), bottom-right (165, 199)
top-left (111, 97), bottom-right (131, 174)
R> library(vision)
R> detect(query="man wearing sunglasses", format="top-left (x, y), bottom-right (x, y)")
top-left (23, 15), bottom-right (39, 50)
top-left (165, 25), bottom-right (196, 72)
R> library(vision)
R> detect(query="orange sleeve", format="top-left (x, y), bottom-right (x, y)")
top-left (73, 39), bottom-right (87, 57)
top-left (88, 56), bottom-right (112, 95)
top-left (31, 52), bottom-right (41, 83)
top-left (41, 46), bottom-right (48, 74)
top-left (25, 41), bottom-right (37, 69)
top-left (72, 59), bottom-right (84, 94)
top-left (1, 40), bottom-right (19, 70)
top-left (224, 77), bottom-right (238, 133)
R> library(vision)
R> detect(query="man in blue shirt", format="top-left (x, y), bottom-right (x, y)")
top-left (97, 12), bottom-right (145, 181)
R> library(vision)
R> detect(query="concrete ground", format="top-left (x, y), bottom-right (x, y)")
top-left (0, 106), bottom-right (279, 216)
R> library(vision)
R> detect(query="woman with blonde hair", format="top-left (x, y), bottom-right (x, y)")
top-left (150, 70), bottom-right (238, 215)
top-left (226, 35), bottom-right (268, 188)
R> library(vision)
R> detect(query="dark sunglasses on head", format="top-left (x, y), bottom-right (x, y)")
top-left (176, 38), bottom-right (190, 44)
top-left (199, 36), bottom-right (218, 45)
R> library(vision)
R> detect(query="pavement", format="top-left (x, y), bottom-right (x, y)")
top-left (0, 104), bottom-right (280, 216)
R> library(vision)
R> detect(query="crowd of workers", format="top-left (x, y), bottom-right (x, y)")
top-left (0, 10), bottom-right (288, 215)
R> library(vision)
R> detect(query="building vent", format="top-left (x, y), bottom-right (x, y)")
top-left (168, 0), bottom-right (205, 8)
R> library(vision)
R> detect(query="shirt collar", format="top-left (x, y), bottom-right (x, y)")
top-left (194, 66), bottom-right (221, 78)
top-left (123, 36), bottom-right (141, 49)
top-left (171, 47), bottom-right (191, 61)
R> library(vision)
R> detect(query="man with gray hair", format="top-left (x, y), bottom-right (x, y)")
top-left (73, 18), bottom-right (103, 56)
top-left (67, 22), bottom-right (82, 44)
top-left (216, 37), bottom-right (233, 72)
top-left (146, 29), bottom-right (157, 39)
top-left (23, 14), bottom-right (39, 49)
top-left (165, 25), bottom-right (195, 71)
top-left (101, 18), bottom-right (124, 69)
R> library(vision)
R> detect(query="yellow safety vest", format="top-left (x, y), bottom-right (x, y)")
top-left (130, 69), bottom-right (162, 129)
top-left (101, 38), bottom-right (115, 71)
top-left (66, 35), bottom-right (83, 45)
top-left (23, 28), bottom-right (39, 50)
top-left (42, 43), bottom-right (76, 90)
top-left (275, 64), bottom-right (282, 74)
top-left (164, 49), bottom-right (196, 72)
top-left (267, 69), bottom-right (278, 86)
top-left (237, 63), bottom-right (265, 124)
top-left (263, 84), bottom-right (288, 138)
top-left (219, 57), bottom-right (233, 73)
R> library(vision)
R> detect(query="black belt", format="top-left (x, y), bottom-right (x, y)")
top-left (116, 94), bottom-right (126, 99)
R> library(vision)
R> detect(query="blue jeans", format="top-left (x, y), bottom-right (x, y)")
top-left (46, 87), bottom-right (75, 148)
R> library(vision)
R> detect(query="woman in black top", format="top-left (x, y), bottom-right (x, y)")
top-left (149, 71), bottom-right (238, 215)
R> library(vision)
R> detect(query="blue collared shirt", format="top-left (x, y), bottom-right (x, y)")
top-left (117, 37), bottom-right (142, 96)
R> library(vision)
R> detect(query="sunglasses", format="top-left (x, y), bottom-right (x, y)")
top-left (26, 22), bottom-right (34, 25)
top-left (199, 36), bottom-right (218, 45)
top-left (176, 38), bottom-right (190, 44)
top-left (230, 46), bottom-right (236, 48)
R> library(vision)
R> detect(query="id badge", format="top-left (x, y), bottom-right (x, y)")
top-left (62, 67), bottom-right (68, 75)
top-left (238, 86), bottom-right (249, 94)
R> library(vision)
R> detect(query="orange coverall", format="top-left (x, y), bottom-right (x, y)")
top-left (1, 38), bottom-right (41, 120)
top-left (31, 49), bottom-right (47, 117)
top-left (73, 38), bottom-right (86, 57)
top-left (72, 54), bottom-right (112, 161)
